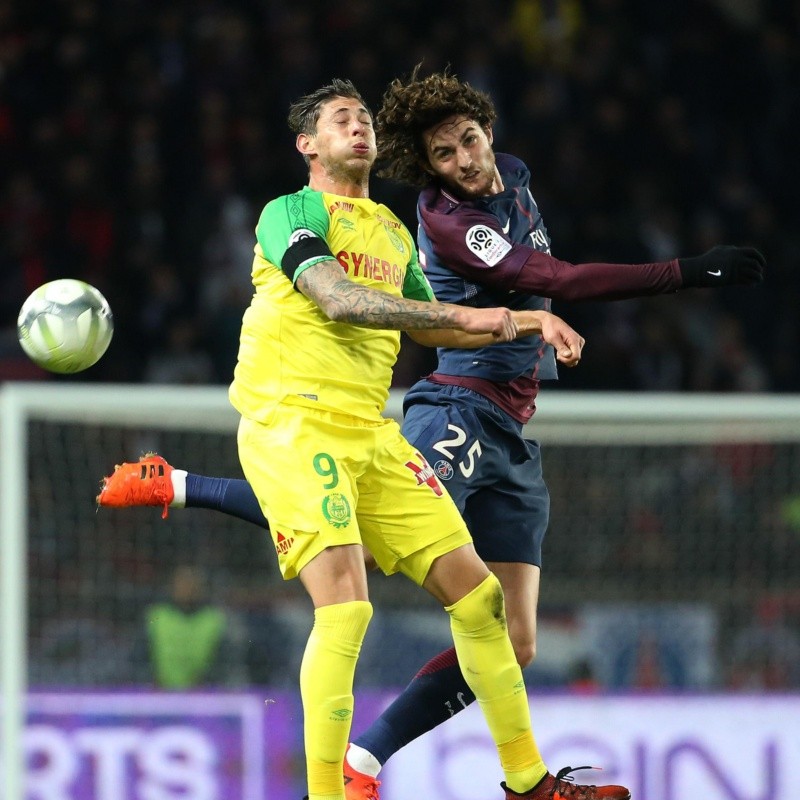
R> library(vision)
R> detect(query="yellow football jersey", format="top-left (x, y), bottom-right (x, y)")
top-left (229, 187), bottom-right (434, 422)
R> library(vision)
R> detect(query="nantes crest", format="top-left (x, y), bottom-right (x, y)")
top-left (322, 493), bottom-right (352, 529)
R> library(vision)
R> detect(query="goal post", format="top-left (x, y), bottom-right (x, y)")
top-left (3, 382), bottom-right (800, 799)
top-left (0, 383), bottom-right (245, 800)
top-left (1, 386), bottom-right (28, 800)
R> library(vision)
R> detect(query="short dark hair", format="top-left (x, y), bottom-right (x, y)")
top-left (287, 79), bottom-right (372, 136)
top-left (375, 66), bottom-right (497, 188)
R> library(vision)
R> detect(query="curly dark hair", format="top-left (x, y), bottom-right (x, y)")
top-left (375, 66), bottom-right (497, 188)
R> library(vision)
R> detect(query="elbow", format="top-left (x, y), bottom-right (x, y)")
top-left (322, 305), bottom-right (344, 322)
top-left (315, 298), bottom-right (348, 322)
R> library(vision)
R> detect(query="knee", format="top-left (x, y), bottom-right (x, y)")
top-left (512, 638), bottom-right (537, 669)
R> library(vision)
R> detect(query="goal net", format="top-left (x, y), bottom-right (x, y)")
top-left (3, 383), bottom-right (800, 792)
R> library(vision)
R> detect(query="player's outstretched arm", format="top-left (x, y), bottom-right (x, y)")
top-left (296, 259), bottom-right (518, 341)
top-left (442, 220), bottom-right (765, 301)
top-left (406, 307), bottom-right (537, 349)
top-left (406, 310), bottom-right (584, 362)
top-left (512, 245), bottom-right (764, 301)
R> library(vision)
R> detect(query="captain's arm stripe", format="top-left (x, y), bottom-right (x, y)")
top-left (281, 236), bottom-right (336, 286)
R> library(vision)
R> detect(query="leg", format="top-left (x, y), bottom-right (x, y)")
top-left (185, 473), bottom-right (268, 528)
top-left (97, 453), bottom-right (271, 528)
top-left (298, 545), bottom-right (373, 800)
top-left (353, 546), bottom-right (629, 800)
top-left (352, 401), bottom-right (546, 770)
top-left (299, 543), bottom-right (370, 606)
top-left (98, 458), bottom-right (386, 576)
top-left (352, 420), bottom-right (543, 793)
top-left (355, 421), bottom-right (629, 799)
top-left (420, 544), bottom-right (547, 794)
top-left (351, 562), bottom-right (539, 769)
top-left (236, 411), bottom-right (380, 800)
top-left (424, 548), bottom-right (630, 800)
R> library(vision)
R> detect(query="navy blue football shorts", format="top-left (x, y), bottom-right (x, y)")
top-left (401, 380), bottom-right (550, 567)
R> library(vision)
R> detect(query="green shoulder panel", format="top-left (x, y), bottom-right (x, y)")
top-left (401, 236), bottom-right (435, 302)
top-left (255, 188), bottom-right (331, 268)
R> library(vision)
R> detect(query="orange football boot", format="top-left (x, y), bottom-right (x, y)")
top-left (502, 766), bottom-right (631, 800)
top-left (97, 453), bottom-right (174, 519)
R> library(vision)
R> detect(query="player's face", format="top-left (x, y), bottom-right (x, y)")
top-left (422, 115), bottom-right (499, 199)
top-left (299, 97), bottom-right (377, 179)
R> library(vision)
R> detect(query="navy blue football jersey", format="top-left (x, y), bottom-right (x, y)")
top-left (415, 152), bottom-right (681, 420)
top-left (417, 153), bottom-right (558, 388)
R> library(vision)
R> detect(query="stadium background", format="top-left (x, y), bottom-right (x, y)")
top-left (1, 1), bottom-right (800, 798)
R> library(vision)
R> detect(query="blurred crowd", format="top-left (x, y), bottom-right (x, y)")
top-left (1, 0), bottom-right (798, 390)
top-left (4, 0), bottom-right (800, 691)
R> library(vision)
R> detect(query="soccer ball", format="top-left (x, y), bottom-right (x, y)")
top-left (17, 279), bottom-right (114, 374)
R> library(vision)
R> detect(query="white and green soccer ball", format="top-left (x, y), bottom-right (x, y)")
top-left (17, 279), bottom-right (114, 374)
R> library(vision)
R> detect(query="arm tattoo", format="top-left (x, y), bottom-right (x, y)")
top-left (297, 259), bottom-right (461, 330)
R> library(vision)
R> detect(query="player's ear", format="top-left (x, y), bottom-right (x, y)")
top-left (484, 126), bottom-right (494, 146)
top-left (419, 157), bottom-right (437, 176)
top-left (296, 133), bottom-right (316, 158)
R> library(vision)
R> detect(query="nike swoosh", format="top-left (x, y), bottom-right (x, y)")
top-left (502, 220), bottom-right (510, 234)
top-left (707, 269), bottom-right (722, 276)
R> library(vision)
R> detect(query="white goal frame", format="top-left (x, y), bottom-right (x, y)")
top-left (3, 381), bottom-right (800, 799)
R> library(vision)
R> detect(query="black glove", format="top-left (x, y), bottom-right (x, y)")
top-left (678, 245), bottom-right (765, 288)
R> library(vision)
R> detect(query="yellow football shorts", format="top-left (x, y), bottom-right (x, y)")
top-left (237, 403), bottom-right (472, 584)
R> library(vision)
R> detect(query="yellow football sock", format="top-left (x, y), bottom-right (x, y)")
top-left (300, 600), bottom-right (373, 800)
top-left (446, 573), bottom-right (547, 793)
